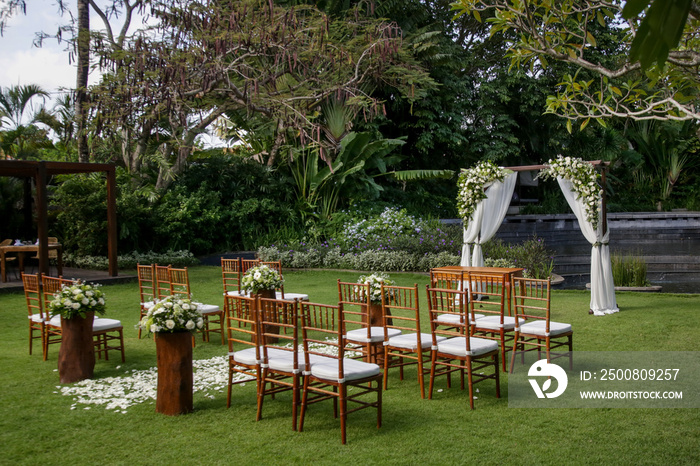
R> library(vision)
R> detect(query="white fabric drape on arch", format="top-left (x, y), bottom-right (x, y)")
top-left (460, 171), bottom-right (518, 267)
top-left (557, 177), bottom-right (618, 316)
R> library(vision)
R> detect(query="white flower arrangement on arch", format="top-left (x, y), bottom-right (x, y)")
top-left (456, 160), bottom-right (511, 227)
top-left (48, 281), bottom-right (106, 319)
top-left (539, 155), bottom-right (603, 231)
top-left (241, 264), bottom-right (284, 294)
top-left (138, 296), bottom-right (204, 335)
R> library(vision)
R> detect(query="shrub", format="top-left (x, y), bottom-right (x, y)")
top-left (64, 250), bottom-right (199, 270)
top-left (483, 236), bottom-right (554, 279)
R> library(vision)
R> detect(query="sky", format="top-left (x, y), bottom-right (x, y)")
top-left (0, 1), bottom-right (224, 145)
top-left (0, 1), bottom-right (84, 101)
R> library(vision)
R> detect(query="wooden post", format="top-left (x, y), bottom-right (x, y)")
top-left (106, 166), bottom-right (118, 277)
top-left (35, 162), bottom-right (49, 277)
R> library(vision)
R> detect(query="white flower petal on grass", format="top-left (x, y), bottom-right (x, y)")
top-left (56, 340), bottom-right (348, 412)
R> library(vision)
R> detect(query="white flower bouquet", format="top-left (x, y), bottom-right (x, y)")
top-left (241, 264), bottom-right (284, 294)
top-left (138, 296), bottom-right (204, 335)
top-left (457, 161), bottom-right (511, 227)
top-left (356, 273), bottom-right (395, 304)
top-left (48, 281), bottom-right (107, 319)
top-left (539, 155), bottom-right (602, 230)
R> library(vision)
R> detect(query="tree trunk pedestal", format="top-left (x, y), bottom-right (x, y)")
top-left (155, 332), bottom-right (194, 416)
top-left (58, 311), bottom-right (95, 384)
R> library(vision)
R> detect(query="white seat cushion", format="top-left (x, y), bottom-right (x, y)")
top-left (230, 347), bottom-right (259, 366)
top-left (518, 320), bottom-right (572, 337)
top-left (264, 347), bottom-right (305, 372)
top-left (47, 315), bottom-right (62, 327)
top-left (28, 313), bottom-right (44, 323)
top-left (474, 315), bottom-right (525, 331)
top-left (386, 332), bottom-right (445, 350)
top-left (197, 304), bottom-right (221, 315)
top-left (93, 318), bottom-right (122, 332)
top-left (276, 291), bottom-right (309, 301)
top-left (436, 313), bottom-right (484, 325)
top-left (436, 336), bottom-right (499, 357)
top-left (225, 290), bottom-right (250, 297)
top-left (308, 355), bottom-right (381, 382)
top-left (346, 327), bottom-right (401, 343)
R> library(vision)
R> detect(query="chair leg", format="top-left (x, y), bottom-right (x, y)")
top-left (428, 351), bottom-right (437, 399)
top-left (376, 377), bottom-right (382, 429)
top-left (256, 374), bottom-right (266, 422)
top-left (466, 357), bottom-right (474, 410)
top-left (494, 353), bottom-right (501, 398)
top-left (299, 375), bottom-right (310, 432)
top-left (118, 330), bottom-right (126, 362)
top-left (509, 332), bottom-right (520, 374)
top-left (382, 347), bottom-right (390, 391)
top-left (417, 350), bottom-right (426, 399)
top-left (339, 384), bottom-right (348, 445)
top-left (227, 367), bottom-right (233, 408)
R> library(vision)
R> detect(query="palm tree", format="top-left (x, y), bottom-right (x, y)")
top-left (0, 84), bottom-right (54, 159)
top-left (0, 84), bottom-right (49, 129)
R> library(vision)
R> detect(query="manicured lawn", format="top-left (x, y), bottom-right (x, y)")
top-left (1, 266), bottom-right (698, 464)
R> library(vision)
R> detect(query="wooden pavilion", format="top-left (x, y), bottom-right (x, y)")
top-left (0, 160), bottom-right (118, 277)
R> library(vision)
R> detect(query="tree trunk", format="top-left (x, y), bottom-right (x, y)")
top-left (58, 311), bottom-right (95, 383)
top-left (76, 0), bottom-right (90, 163)
top-left (155, 332), bottom-right (194, 415)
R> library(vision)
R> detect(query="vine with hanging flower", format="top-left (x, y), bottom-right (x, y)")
top-left (456, 160), bottom-right (512, 227)
top-left (539, 156), bottom-right (603, 231)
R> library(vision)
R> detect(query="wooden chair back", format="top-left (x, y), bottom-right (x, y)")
top-left (241, 259), bottom-right (260, 273)
top-left (513, 277), bottom-right (551, 327)
top-left (137, 264), bottom-right (156, 304)
top-left (155, 264), bottom-right (171, 299)
top-left (22, 273), bottom-right (44, 318)
top-left (469, 273), bottom-right (506, 322)
top-left (430, 269), bottom-right (466, 290)
top-left (222, 258), bottom-right (242, 294)
top-left (301, 301), bottom-right (338, 332)
top-left (381, 283), bottom-right (421, 336)
top-left (259, 297), bottom-right (299, 355)
top-left (226, 295), bottom-right (260, 350)
top-left (168, 267), bottom-right (191, 299)
top-left (337, 279), bottom-right (371, 332)
top-left (426, 286), bottom-right (469, 338)
top-left (41, 275), bottom-right (74, 309)
top-left (300, 301), bottom-right (344, 364)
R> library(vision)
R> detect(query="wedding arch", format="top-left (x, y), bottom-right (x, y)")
top-left (457, 158), bottom-right (618, 316)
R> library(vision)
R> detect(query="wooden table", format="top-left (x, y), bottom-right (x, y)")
top-left (430, 266), bottom-right (524, 316)
top-left (0, 243), bottom-right (63, 282)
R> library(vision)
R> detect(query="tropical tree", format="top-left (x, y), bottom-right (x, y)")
top-left (89, 0), bottom-right (436, 189)
top-left (0, 84), bottom-right (54, 159)
top-left (452, 0), bottom-right (700, 125)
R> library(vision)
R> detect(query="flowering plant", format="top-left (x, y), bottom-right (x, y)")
top-left (356, 272), bottom-right (395, 304)
top-left (539, 156), bottom-right (602, 231)
top-left (241, 264), bottom-right (284, 294)
top-left (138, 295), bottom-right (204, 335)
top-left (456, 161), bottom-right (511, 226)
top-left (48, 281), bottom-right (106, 319)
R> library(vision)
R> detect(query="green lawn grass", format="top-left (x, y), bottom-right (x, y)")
top-left (1, 266), bottom-right (699, 465)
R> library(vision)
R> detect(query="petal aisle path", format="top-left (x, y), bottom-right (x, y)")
top-left (56, 355), bottom-right (239, 413)
top-left (55, 341), bottom-right (348, 413)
